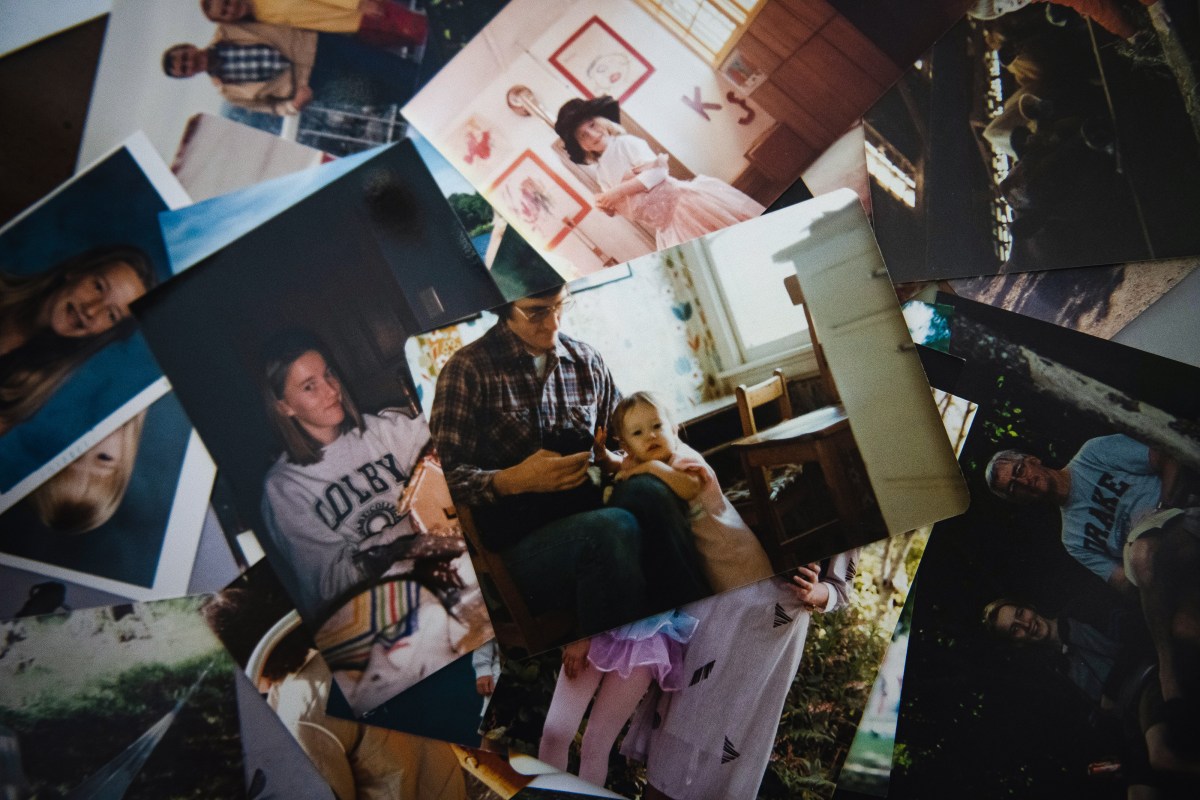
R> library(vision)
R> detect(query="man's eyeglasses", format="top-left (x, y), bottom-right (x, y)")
top-left (511, 294), bottom-right (576, 324)
top-left (1003, 458), bottom-right (1027, 498)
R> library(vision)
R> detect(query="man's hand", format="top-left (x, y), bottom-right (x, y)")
top-left (561, 638), bottom-right (591, 680)
top-left (359, 0), bottom-right (385, 17)
top-left (493, 450), bottom-right (590, 495)
top-left (786, 562), bottom-right (829, 608)
top-left (475, 675), bottom-right (495, 696)
top-left (291, 85), bottom-right (313, 110)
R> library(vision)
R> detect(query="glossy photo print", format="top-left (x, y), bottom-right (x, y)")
top-left (406, 191), bottom-right (967, 657)
top-left (891, 295), bottom-right (1200, 798)
top-left (0, 135), bottom-right (189, 513)
top-left (136, 144), bottom-right (501, 718)
top-left (866, 5), bottom-right (1200, 282)
top-left (404, 0), bottom-right (972, 281)
top-left (0, 596), bottom-right (246, 799)
top-left (0, 390), bottom-right (215, 600)
top-left (478, 538), bottom-right (920, 800)
top-left (79, 0), bottom-right (511, 168)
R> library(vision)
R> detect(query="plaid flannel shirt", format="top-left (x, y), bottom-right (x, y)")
top-left (429, 321), bottom-right (621, 508)
top-left (211, 42), bottom-right (291, 84)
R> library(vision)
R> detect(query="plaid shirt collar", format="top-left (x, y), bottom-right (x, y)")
top-left (488, 317), bottom-right (577, 371)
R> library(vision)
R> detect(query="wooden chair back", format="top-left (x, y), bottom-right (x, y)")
top-left (735, 368), bottom-right (793, 437)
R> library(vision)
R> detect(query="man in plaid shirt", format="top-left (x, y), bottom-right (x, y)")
top-left (430, 284), bottom-right (711, 642)
top-left (162, 21), bottom-right (418, 115)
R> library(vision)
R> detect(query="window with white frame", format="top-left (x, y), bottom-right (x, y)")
top-left (633, 0), bottom-right (764, 64)
top-left (679, 223), bottom-right (812, 386)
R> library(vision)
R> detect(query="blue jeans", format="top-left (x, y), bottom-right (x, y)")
top-left (310, 32), bottom-right (420, 109)
top-left (504, 474), bottom-right (711, 637)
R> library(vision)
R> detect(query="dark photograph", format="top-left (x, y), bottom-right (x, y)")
top-left (893, 294), bottom-right (1200, 797)
top-left (135, 143), bottom-right (501, 717)
top-left (867, 2), bottom-right (1200, 281)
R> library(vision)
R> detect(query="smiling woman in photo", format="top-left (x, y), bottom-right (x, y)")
top-left (258, 329), bottom-right (466, 623)
top-left (0, 245), bottom-right (155, 437)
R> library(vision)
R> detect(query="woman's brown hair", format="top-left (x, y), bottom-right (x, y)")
top-left (261, 330), bottom-right (365, 466)
top-left (0, 245), bottom-right (156, 436)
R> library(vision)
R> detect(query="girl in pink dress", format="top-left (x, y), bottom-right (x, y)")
top-left (554, 96), bottom-right (765, 250)
top-left (610, 391), bottom-right (774, 592)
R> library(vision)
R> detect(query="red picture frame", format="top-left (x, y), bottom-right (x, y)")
top-left (548, 16), bottom-right (655, 104)
top-left (490, 150), bottom-right (591, 250)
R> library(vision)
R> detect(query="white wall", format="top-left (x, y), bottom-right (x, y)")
top-left (403, 0), bottom-right (779, 277)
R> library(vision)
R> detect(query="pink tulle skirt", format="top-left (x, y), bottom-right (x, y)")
top-left (587, 610), bottom-right (698, 691)
top-left (619, 176), bottom-right (765, 250)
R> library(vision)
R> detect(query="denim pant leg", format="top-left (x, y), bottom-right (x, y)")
top-left (503, 507), bottom-right (648, 637)
top-left (311, 32), bottom-right (421, 108)
top-left (609, 473), bottom-right (713, 609)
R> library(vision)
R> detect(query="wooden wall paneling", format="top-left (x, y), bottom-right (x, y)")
top-left (823, 15), bottom-right (901, 84)
top-left (776, 0), bottom-right (838, 33)
top-left (746, 1), bottom-right (820, 60)
top-left (750, 79), bottom-right (842, 147)
top-left (775, 43), bottom-right (873, 133)
top-left (744, 122), bottom-right (817, 182)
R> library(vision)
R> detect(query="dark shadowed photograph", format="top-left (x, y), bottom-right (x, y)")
top-left (867, 3), bottom-right (1200, 282)
top-left (135, 144), bottom-right (501, 717)
top-left (893, 294), bottom-right (1200, 798)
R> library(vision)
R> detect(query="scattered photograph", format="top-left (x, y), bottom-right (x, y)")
top-left (407, 190), bottom-right (967, 657)
top-left (135, 144), bottom-right (500, 717)
top-left (0, 390), bottom-right (215, 600)
top-left (405, 0), bottom-right (972, 280)
top-left (0, 135), bottom-right (188, 513)
top-left (892, 294), bottom-right (1200, 797)
top-left (0, 596), bottom-right (246, 799)
top-left (79, 0), bottom-right (510, 167)
top-left (945, 256), bottom-right (1198, 340)
top-left (480, 525), bottom-right (928, 799)
top-left (866, 5), bottom-right (1200, 281)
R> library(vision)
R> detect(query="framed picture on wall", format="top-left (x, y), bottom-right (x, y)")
top-left (548, 15), bottom-right (654, 103)
top-left (490, 150), bottom-right (591, 250)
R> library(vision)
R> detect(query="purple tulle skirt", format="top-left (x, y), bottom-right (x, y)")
top-left (587, 610), bottom-right (699, 691)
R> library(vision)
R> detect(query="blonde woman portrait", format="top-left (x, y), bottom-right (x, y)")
top-left (0, 245), bottom-right (156, 438)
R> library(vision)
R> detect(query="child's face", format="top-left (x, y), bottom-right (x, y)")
top-left (574, 118), bottom-right (610, 156)
top-left (621, 402), bottom-right (677, 464)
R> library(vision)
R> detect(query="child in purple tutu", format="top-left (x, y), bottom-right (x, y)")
top-left (538, 610), bottom-right (698, 786)
top-left (538, 391), bottom-right (776, 785)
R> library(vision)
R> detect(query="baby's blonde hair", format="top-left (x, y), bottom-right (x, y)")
top-left (27, 411), bottom-right (147, 533)
top-left (610, 391), bottom-right (676, 450)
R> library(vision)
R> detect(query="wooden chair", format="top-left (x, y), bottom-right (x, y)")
top-left (727, 369), bottom-right (805, 520)
top-left (729, 278), bottom-right (860, 568)
top-left (455, 505), bottom-right (574, 657)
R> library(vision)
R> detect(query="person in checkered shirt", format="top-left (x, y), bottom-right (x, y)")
top-left (162, 21), bottom-right (418, 115)
top-left (430, 283), bottom-right (712, 644)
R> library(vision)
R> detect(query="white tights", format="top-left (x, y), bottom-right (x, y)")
top-left (538, 661), bottom-right (655, 787)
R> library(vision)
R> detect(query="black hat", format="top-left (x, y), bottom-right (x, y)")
top-left (554, 95), bottom-right (620, 164)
